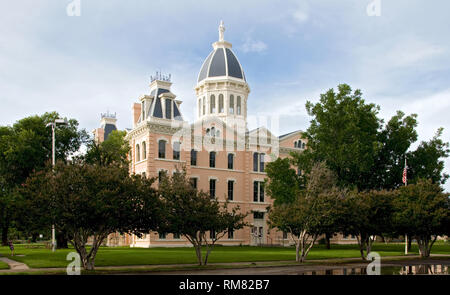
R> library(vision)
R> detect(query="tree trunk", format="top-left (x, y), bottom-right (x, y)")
top-left (195, 244), bottom-right (203, 266)
top-left (31, 233), bottom-right (38, 243)
top-left (1, 225), bottom-right (8, 246)
top-left (56, 232), bottom-right (68, 249)
top-left (407, 237), bottom-right (412, 252)
top-left (325, 233), bottom-right (331, 249)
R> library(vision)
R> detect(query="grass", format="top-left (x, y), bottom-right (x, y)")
top-left (0, 261), bottom-right (9, 269)
top-left (0, 241), bottom-right (449, 269)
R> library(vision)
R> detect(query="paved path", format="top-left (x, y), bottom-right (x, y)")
top-left (0, 254), bottom-right (448, 274)
top-left (0, 257), bottom-right (30, 271)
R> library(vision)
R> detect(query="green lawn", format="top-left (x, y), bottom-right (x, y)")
top-left (0, 261), bottom-right (9, 269)
top-left (0, 242), bottom-right (449, 269)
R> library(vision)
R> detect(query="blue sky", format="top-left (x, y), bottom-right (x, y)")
top-left (1, 0), bottom-right (449, 190)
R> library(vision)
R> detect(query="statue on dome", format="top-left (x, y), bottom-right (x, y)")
top-left (219, 20), bottom-right (225, 42)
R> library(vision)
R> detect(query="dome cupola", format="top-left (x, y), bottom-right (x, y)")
top-left (195, 21), bottom-right (250, 125)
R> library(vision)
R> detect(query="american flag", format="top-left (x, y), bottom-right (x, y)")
top-left (402, 159), bottom-right (407, 184)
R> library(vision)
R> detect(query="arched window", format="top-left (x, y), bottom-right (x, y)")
top-left (173, 141), bottom-right (181, 160)
top-left (210, 95), bottom-right (216, 113)
top-left (158, 140), bottom-right (166, 159)
top-left (228, 153), bottom-right (234, 170)
top-left (294, 141), bottom-right (298, 148)
top-left (229, 95), bottom-right (234, 114)
top-left (219, 94), bottom-right (224, 113)
top-left (302, 142), bottom-right (306, 149)
top-left (237, 96), bottom-right (241, 115)
top-left (253, 152), bottom-right (258, 172)
top-left (190, 149), bottom-right (197, 166)
top-left (142, 141), bottom-right (146, 160)
top-left (209, 151), bottom-right (216, 168)
top-left (136, 144), bottom-right (140, 162)
top-left (202, 96), bottom-right (205, 115)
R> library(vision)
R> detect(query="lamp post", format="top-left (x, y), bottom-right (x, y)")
top-left (46, 118), bottom-right (68, 252)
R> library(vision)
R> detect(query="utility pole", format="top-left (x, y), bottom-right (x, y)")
top-left (46, 118), bottom-right (68, 252)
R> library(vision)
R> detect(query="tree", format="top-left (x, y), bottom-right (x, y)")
top-left (369, 111), bottom-right (418, 189)
top-left (0, 112), bottom-right (88, 245)
top-left (21, 161), bottom-right (162, 270)
top-left (83, 130), bottom-right (130, 167)
top-left (264, 158), bottom-right (302, 206)
top-left (293, 84), bottom-right (382, 191)
top-left (407, 128), bottom-right (450, 185)
top-left (159, 170), bottom-right (247, 266)
top-left (393, 179), bottom-right (449, 258)
top-left (268, 162), bottom-right (344, 262)
top-left (340, 189), bottom-right (395, 260)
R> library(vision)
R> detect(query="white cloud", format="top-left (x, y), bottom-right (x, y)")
top-left (241, 38), bottom-right (268, 53)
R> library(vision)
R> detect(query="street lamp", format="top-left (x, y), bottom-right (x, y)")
top-left (46, 118), bottom-right (68, 252)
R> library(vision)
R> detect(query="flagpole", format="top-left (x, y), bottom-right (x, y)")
top-left (404, 157), bottom-right (408, 255)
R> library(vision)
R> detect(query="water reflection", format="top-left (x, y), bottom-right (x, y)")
top-left (297, 264), bottom-right (449, 275)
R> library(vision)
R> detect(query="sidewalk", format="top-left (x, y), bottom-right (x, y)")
top-left (0, 254), bottom-right (449, 274)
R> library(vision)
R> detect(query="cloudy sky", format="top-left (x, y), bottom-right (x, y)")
top-left (1, 0), bottom-right (449, 189)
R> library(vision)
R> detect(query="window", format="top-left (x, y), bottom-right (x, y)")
top-left (159, 232), bottom-right (166, 239)
top-left (165, 98), bottom-right (172, 119)
top-left (136, 144), bottom-right (141, 162)
top-left (253, 153), bottom-right (258, 172)
top-left (173, 141), bottom-right (180, 160)
top-left (173, 233), bottom-right (180, 239)
top-left (142, 142), bottom-right (146, 160)
top-left (259, 153), bottom-right (265, 172)
top-left (190, 177), bottom-right (198, 189)
top-left (227, 153), bottom-right (234, 169)
top-left (158, 170), bottom-right (167, 183)
top-left (229, 95), bottom-right (234, 114)
top-left (227, 180), bottom-right (234, 201)
top-left (209, 179), bottom-right (216, 199)
top-left (302, 142), bottom-right (306, 149)
top-left (253, 181), bottom-right (264, 202)
top-left (198, 99), bottom-right (201, 117)
top-left (253, 212), bottom-right (264, 219)
top-left (158, 140), bottom-right (166, 159)
top-left (283, 231), bottom-right (288, 239)
top-left (202, 96), bottom-right (205, 115)
top-left (209, 151), bottom-right (216, 168)
top-left (219, 94), bottom-right (224, 113)
top-left (228, 228), bottom-right (234, 239)
top-left (190, 149), bottom-right (197, 166)
top-left (237, 96), bottom-right (241, 115)
top-left (294, 141), bottom-right (298, 148)
top-left (210, 95), bottom-right (216, 113)
top-left (259, 182), bottom-right (264, 202)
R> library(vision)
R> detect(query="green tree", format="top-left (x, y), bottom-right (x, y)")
top-left (159, 170), bottom-right (247, 266)
top-left (83, 130), bottom-right (130, 167)
top-left (21, 161), bottom-right (162, 270)
top-left (268, 162), bottom-right (344, 262)
top-left (393, 179), bottom-right (449, 258)
top-left (407, 128), bottom-right (450, 185)
top-left (369, 111), bottom-right (418, 189)
top-left (293, 84), bottom-right (382, 190)
top-left (264, 158), bottom-right (302, 205)
top-left (0, 112), bottom-right (88, 245)
top-left (340, 189), bottom-right (395, 260)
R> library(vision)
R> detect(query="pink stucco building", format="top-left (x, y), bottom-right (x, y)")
top-left (94, 22), bottom-right (356, 247)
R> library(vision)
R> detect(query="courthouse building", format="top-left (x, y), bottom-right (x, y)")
top-left (94, 22), bottom-right (354, 247)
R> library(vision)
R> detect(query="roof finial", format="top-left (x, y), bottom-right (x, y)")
top-left (219, 20), bottom-right (225, 42)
